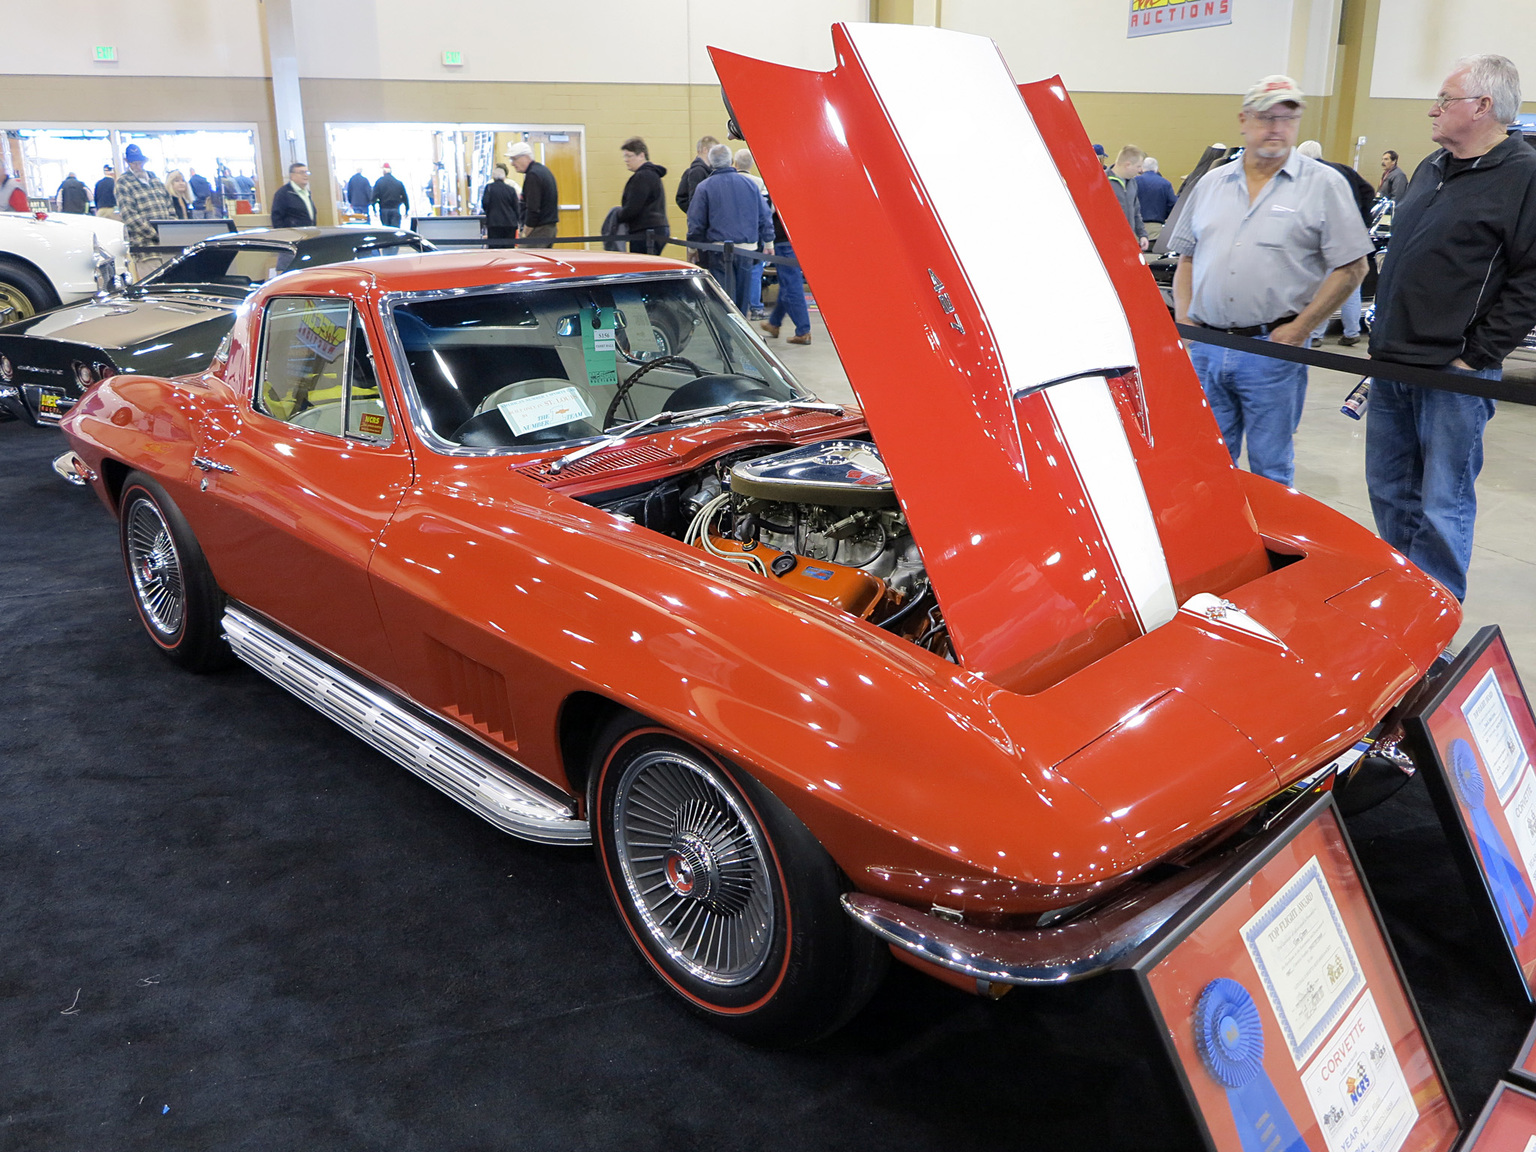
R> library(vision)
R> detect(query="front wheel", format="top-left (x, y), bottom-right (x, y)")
top-left (590, 716), bottom-right (886, 1047)
top-left (119, 472), bottom-right (233, 671)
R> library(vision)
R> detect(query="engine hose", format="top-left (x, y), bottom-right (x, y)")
top-left (878, 582), bottom-right (934, 632)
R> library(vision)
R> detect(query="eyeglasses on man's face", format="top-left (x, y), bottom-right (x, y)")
top-left (1249, 111), bottom-right (1304, 125)
top-left (1431, 94), bottom-right (1482, 111)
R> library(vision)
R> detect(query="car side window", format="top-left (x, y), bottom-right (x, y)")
top-left (255, 297), bottom-right (390, 444)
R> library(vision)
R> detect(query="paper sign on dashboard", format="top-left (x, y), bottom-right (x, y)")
top-left (498, 387), bottom-right (592, 436)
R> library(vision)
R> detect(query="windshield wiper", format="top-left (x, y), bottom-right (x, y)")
top-left (546, 399), bottom-right (843, 474)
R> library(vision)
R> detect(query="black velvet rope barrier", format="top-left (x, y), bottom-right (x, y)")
top-left (1175, 322), bottom-right (1536, 406)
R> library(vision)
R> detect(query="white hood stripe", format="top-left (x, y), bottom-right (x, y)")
top-left (847, 22), bottom-right (1177, 634)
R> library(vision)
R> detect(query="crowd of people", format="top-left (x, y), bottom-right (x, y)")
top-left (1110, 53), bottom-right (1536, 610)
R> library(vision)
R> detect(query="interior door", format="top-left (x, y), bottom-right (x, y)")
top-left (190, 294), bottom-right (413, 676)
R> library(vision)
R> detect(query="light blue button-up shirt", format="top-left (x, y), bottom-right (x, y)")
top-left (1165, 149), bottom-right (1372, 329)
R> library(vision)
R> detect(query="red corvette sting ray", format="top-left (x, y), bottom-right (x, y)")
top-left (56, 24), bottom-right (1458, 1045)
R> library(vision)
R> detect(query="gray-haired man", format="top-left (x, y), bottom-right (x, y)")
top-left (1168, 75), bottom-right (1372, 485)
top-left (1366, 54), bottom-right (1536, 602)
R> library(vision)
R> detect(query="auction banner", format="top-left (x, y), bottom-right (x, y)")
top-left (1405, 625), bottom-right (1536, 1001)
top-left (1129, 0), bottom-right (1234, 39)
top-left (1458, 1082), bottom-right (1536, 1151)
top-left (1126, 793), bottom-right (1458, 1152)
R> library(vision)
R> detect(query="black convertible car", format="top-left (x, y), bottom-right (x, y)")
top-left (0, 227), bottom-right (430, 426)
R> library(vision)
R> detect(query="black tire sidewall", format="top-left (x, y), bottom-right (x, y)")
top-left (0, 258), bottom-right (56, 315)
top-left (118, 472), bottom-right (231, 671)
top-left (589, 714), bottom-right (885, 1046)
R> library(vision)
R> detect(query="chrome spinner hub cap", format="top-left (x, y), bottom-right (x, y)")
top-left (125, 499), bottom-right (185, 637)
top-left (614, 749), bottom-right (774, 986)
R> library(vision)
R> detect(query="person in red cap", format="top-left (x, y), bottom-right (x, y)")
top-left (1167, 74), bottom-right (1372, 486)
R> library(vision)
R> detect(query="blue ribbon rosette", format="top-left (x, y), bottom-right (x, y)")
top-left (1195, 978), bottom-right (1311, 1152)
top-left (1449, 737), bottom-right (1534, 942)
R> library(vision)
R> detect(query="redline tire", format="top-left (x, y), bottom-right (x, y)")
top-left (118, 472), bottom-right (233, 672)
top-left (590, 714), bottom-right (887, 1047)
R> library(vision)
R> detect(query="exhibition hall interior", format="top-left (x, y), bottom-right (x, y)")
top-left (5, 1), bottom-right (1536, 1149)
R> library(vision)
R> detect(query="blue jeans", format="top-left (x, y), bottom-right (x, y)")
top-left (768, 241), bottom-right (811, 337)
top-left (706, 250), bottom-right (754, 312)
top-left (1309, 286), bottom-right (1363, 345)
top-left (748, 261), bottom-right (764, 311)
top-left (1365, 366), bottom-right (1498, 601)
top-left (1187, 336), bottom-right (1309, 485)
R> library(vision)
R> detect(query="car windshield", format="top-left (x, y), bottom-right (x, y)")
top-left (390, 274), bottom-right (807, 452)
top-left (135, 244), bottom-right (297, 293)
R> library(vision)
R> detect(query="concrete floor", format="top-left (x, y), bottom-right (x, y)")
top-left (766, 303), bottom-right (1536, 672)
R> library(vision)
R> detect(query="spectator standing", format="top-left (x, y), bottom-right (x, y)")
top-left (188, 168), bottom-right (215, 218)
top-left (686, 143), bottom-right (773, 311)
top-left (269, 162), bottom-right (316, 228)
top-left (733, 149), bottom-right (770, 317)
top-left (114, 144), bottom-right (176, 249)
top-left (94, 164), bottom-right (117, 214)
top-left (1134, 157), bottom-right (1177, 224)
top-left (1106, 146), bottom-right (1149, 250)
top-left (1378, 150), bottom-right (1409, 200)
top-left (481, 164), bottom-right (521, 248)
top-left (235, 170), bottom-right (256, 207)
top-left (1298, 140), bottom-right (1374, 345)
top-left (1167, 75), bottom-right (1371, 485)
top-left (616, 137), bottom-right (670, 256)
top-left (220, 167), bottom-right (241, 209)
top-left (1365, 54), bottom-right (1536, 603)
top-left (1093, 143), bottom-right (1110, 172)
top-left (372, 164), bottom-right (408, 227)
top-left (345, 169), bottom-right (372, 218)
top-left (164, 171), bottom-right (192, 219)
top-left (55, 172), bottom-right (89, 214)
top-left (675, 136), bottom-right (718, 213)
top-left (509, 143), bottom-right (559, 245)
top-left (1, 170), bottom-right (28, 212)
top-left (759, 210), bottom-right (812, 346)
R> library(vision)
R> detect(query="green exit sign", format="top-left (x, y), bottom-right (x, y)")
top-left (93, 45), bottom-right (117, 62)
top-left (442, 50), bottom-right (463, 67)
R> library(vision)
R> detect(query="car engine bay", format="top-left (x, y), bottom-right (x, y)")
top-left (581, 439), bottom-right (952, 659)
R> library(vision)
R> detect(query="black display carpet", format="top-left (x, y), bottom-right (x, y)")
top-left (1, 419), bottom-right (1528, 1151)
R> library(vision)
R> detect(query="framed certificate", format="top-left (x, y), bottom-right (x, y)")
top-left (1403, 626), bottom-right (1536, 1001)
top-left (1459, 1081), bottom-right (1536, 1151)
top-left (1123, 792), bottom-right (1459, 1152)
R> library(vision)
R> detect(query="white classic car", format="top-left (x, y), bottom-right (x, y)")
top-left (0, 210), bottom-right (128, 324)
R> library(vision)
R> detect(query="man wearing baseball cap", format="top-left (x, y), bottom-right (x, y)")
top-left (1167, 74), bottom-right (1372, 485)
top-left (114, 142), bottom-right (176, 251)
top-left (508, 142), bottom-right (559, 246)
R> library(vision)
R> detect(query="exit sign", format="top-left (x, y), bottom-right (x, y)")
top-left (93, 45), bottom-right (117, 62)
top-left (442, 50), bottom-right (463, 67)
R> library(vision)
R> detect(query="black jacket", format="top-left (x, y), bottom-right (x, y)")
top-left (519, 161), bottom-right (559, 227)
top-left (675, 157), bottom-right (710, 212)
top-left (482, 179), bottom-right (521, 228)
top-left (1370, 133), bottom-right (1536, 369)
top-left (1323, 160), bottom-right (1376, 227)
top-left (93, 175), bottom-right (116, 209)
top-left (345, 172), bottom-right (372, 213)
top-left (269, 183), bottom-right (315, 229)
top-left (618, 161), bottom-right (669, 231)
top-left (57, 177), bottom-right (89, 214)
top-left (372, 173), bottom-right (408, 211)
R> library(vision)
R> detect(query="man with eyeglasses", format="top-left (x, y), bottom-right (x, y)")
top-left (1365, 54), bottom-right (1536, 603)
top-left (1168, 75), bottom-right (1372, 486)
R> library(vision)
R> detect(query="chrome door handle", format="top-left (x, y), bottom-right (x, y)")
top-left (192, 456), bottom-right (235, 474)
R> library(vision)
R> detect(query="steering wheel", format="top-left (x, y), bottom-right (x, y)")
top-left (602, 355), bottom-right (706, 430)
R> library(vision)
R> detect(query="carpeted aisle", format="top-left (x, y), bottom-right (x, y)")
top-left (0, 418), bottom-right (1528, 1150)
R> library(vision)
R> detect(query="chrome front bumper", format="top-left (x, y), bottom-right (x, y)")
top-left (52, 451), bottom-right (96, 486)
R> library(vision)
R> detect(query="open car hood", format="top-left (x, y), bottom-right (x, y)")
top-left (712, 24), bottom-right (1270, 693)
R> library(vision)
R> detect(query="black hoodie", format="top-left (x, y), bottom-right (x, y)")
top-left (618, 161), bottom-right (670, 232)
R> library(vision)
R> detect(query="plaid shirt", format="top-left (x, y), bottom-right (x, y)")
top-left (114, 168), bottom-right (176, 247)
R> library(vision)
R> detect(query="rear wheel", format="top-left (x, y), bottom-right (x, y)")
top-left (0, 258), bottom-right (56, 323)
top-left (118, 472), bottom-right (233, 671)
top-left (590, 715), bottom-right (886, 1047)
